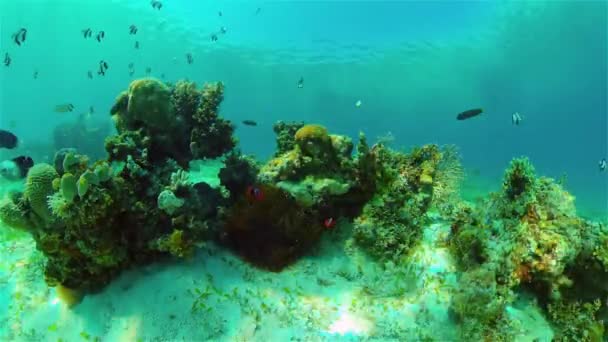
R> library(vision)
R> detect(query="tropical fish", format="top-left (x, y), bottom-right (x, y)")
top-left (186, 53), bottom-right (193, 64)
top-left (245, 185), bottom-right (264, 202)
top-left (355, 100), bottom-right (362, 108)
top-left (54, 103), bottom-right (75, 113)
top-left (33, 70), bottom-right (39, 79)
top-left (0, 129), bottom-right (18, 149)
top-left (4, 53), bottom-right (11, 67)
top-left (600, 158), bottom-right (607, 172)
top-left (87, 70), bottom-right (93, 79)
top-left (297, 77), bottom-right (304, 88)
top-left (218, 11), bottom-right (223, 17)
top-left (96, 31), bottom-right (105, 42)
top-left (129, 25), bottom-right (138, 35)
top-left (512, 112), bottom-right (523, 125)
top-left (211, 34), bottom-right (218, 42)
top-left (134, 41), bottom-right (140, 49)
top-left (220, 27), bottom-right (227, 34)
top-left (456, 108), bottom-right (483, 121)
top-left (242, 120), bottom-right (257, 126)
top-left (151, 0), bottom-right (162, 10)
top-left (12, 28), bottom-right (27, 46)
top-left (255, 7), bottom-right (261, 15)
top-left (82, 28), bottom-right (93, 39)
top-left (97, 60), bottom-right (109, 76)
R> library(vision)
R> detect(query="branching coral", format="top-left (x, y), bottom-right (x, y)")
top-left (432, 145), bottom-right (464, 215)
top-left (272, 120), bottom-right (305, 156)
top-left (548, 300), bottom-right (604, 341)
top-left (352, 144), bottom-right (441, 261)
top-left (190, 82), bottom-right (236, 159)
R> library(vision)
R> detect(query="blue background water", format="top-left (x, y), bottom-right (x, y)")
top-left (0, 0), bottom-right (606, 218)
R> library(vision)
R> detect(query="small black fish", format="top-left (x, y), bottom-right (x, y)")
top-left (129, 25), bottom-right (138, 35)
top-left (211, 34), bottom-right (218, 42)
top-left (54, 103), bottom-right (75, 113)
top-left (297, 77), bottom-right (304, 88)
top-left (82, 28), bottom-right (93, 38)
top-left (96, 31), bottom-right (105, 42)
top-left (87, 70), bottom-right (93, 79)
top-left (456, 108), bottom-right (483, 121)
top-left (145, 67), bottom-right (151, 75)
top-left (151, 0), bottom-right (162, 10)
top-left (134, 41), bottom-right (140, 49)
top-left (255, 7), bottom-right (261, 15)
top-left (4, 53), bottom-right (11, 67)
top-left (129, 70), bottom-right (135, 77)
top-left (98, 60), bottom-right (108, 76)
top-left (128, 62), bottom-right (134, 69)
top-left (186, 53), bottom-right (193, 64)
top-left (89, 106), bottom-right (95, 114)
top-left (12, 156), bottom-right (34, 178)
top-left (242, 120), bottom-right (257, 126)
top-left (218, 11), bottom-right (223, 17)
top-left (0, 129), bottom-right (18, 149)
top-left (33, 70), bottom-right (38, 79)
top-left (12, 28), bottom-right (27, 46)
top-left (220, 26), bottom-right (227, 34)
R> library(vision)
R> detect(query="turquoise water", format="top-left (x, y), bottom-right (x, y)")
top-left (0, 1), bottom-right (606, 341)
top-left (2, 1), bottom-right (605, 218)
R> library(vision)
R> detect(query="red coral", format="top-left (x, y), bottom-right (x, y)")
top-left (222, 184), bottom-right (324, 271)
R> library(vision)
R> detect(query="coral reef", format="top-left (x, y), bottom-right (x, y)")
top-left (448, 157), bottom-right (607, 339)
top-left (218, 151), bottom-right (259, 201)
top-left (272, 120), bottom-right (305, 157)
top-left (110, 78), bottom-right (235, 167)
top-left (352, 144), bottom-right (443, 261)
top-left (0, 77), bottom-right (232, 293)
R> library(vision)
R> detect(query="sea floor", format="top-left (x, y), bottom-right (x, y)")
top-left (0, 163), bottom-right (556, 341)
top-left (0, 219), bottom-right (555, 341)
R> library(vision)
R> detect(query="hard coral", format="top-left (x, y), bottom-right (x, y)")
top-left (190, 82), bottom-right (236, 159)
top-left (125, 78), bottom-right (174, 130)
top-left (24, 163), bottom-right (58, 224)
top-left (294, 124), bottom-right (332, 157)
top-left (273, 120), bottom-right (305, 156)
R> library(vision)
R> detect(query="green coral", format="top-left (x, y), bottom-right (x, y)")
top-left (24, 163), bottom-right (58, 223)
top-left (60, 173), bottom-right (78, 203)
top-left (0, 197), bottom-right (34, 231)
top-left (125, 78), bottom-right (174, 130)
top-left (352, 144), bottom-right (440, 261)
top-left (548, 300), bottom-right (604, 341)
top-left (189, 82), bottom-right (235, 159)
top-left (272, 120), bottom-right (305, 156)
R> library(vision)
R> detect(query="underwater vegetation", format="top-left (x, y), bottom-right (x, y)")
top-left (448, 157), bottom-right (607, 340)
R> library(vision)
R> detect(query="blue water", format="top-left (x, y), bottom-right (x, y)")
top-left (0, 0), bottom-right (606, 219)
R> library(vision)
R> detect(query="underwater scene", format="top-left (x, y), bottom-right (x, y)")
top-left (0, 0), bottom-right (607, 341)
